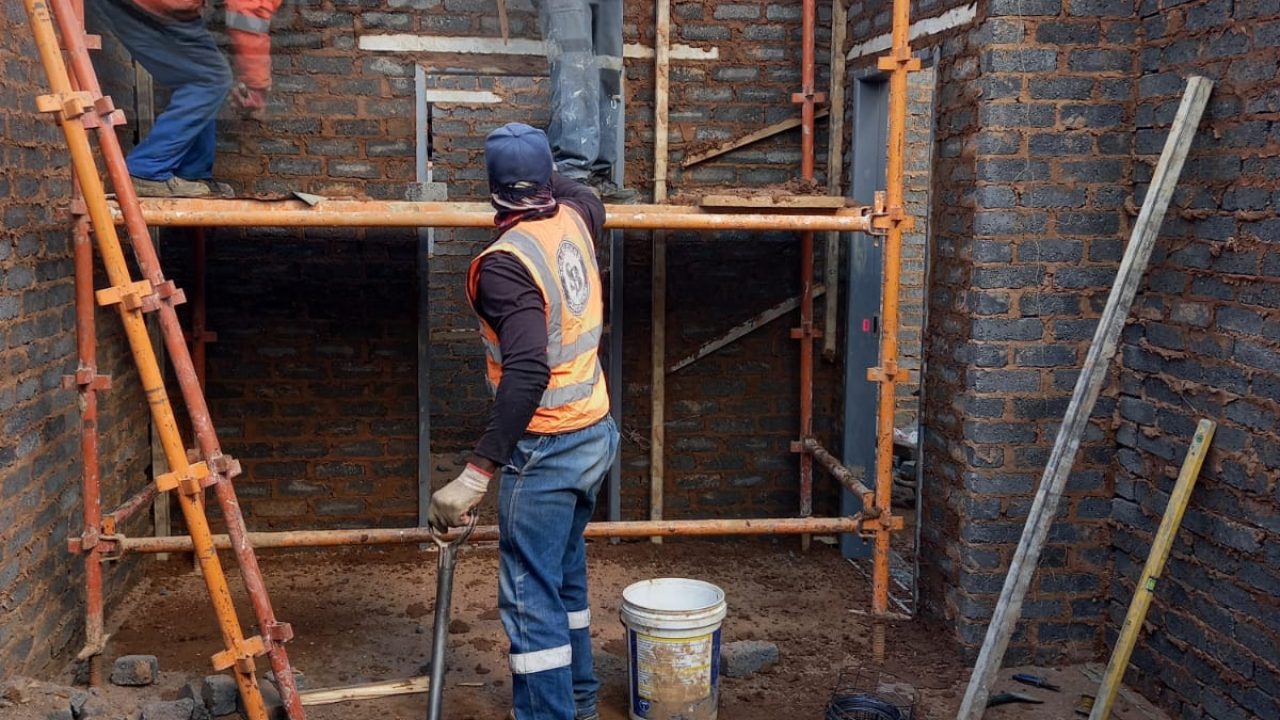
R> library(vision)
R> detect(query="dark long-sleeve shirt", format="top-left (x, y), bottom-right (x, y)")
top-left (471, 175), bottom-right (606, 466)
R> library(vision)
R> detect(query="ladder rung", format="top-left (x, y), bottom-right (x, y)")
top-left (211, 635), bottom-right (267, 672)
top-left (94, 280), bottom-right (154, 311)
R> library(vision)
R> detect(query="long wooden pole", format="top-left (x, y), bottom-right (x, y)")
top-left (1089, 420), bottom-right (1215, 720)
top-left (823, 0), bottom-right (848, 360)
top-left (956, 76), bottom-right (1213, 719)
top-left (650, 0), bottom-right (671, 543)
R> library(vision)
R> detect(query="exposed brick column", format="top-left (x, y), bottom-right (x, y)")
top-left (920, 0), bottom-right (1136, 663)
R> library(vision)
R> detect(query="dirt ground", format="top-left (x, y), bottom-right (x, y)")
top-left (41, 540), bottom-right (1170, 720)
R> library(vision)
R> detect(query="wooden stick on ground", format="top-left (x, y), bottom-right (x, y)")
top-left (955, 75), bottom-right (1213, 720)
top-left (300, 677), bottom-right (431, 706)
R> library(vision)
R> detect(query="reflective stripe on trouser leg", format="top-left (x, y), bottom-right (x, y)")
top-left (566, 609), bottom-right (591, 630)
top-left (510, 644), bottom-right (573, 674)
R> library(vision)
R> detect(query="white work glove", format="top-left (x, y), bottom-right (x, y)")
top-left (428, 464), bottom-right (491, 531)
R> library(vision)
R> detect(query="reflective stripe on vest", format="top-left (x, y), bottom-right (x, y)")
top-left (485, 359), bottom-right (602, 406)
top-left (226, 10), bottom-right (270, 33)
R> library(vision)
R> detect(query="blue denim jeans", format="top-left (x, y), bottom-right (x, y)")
top-left (535, 0), bottom-right (622, 180)
top-left (87, 0), bottom-right (231, 181)
top-left (500, 415), bottom-right (619, 720)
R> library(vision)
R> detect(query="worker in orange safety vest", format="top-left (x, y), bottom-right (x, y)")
top-left (87, 0), bottom-right (280, 197)
top-left (429, 123), bottom-right (619, 720)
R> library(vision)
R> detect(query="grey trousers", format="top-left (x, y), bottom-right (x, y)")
top-left (536, 0), bottom-right (622, 180)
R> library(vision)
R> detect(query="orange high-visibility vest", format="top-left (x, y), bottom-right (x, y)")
top-left (466, 206), bottom-right (609, 435)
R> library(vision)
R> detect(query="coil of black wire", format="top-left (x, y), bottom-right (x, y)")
top-left (824, 692), bottom-right (905, 720)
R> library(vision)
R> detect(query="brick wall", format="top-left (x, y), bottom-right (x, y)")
top-left (0, 17), bottom-right (150, 674)
top-left (161, 0), bottom-right (849, 527)
top-left (896, 63), bottom-right (936, 426)
top-left (910, 0), bottom-right (1134, 663)
top-left (1110, 2), bottom-right (1280, 717)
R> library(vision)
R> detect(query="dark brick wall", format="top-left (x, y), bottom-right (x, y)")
top-left (1110, 2), bottom-right (1280, 718)
top-left (911, 0), bottom-right (1134, 663)
top-left (152, 0), bottom-right (848, 528)
top-left (0, 16), bottom-right (150, 675)
top-left (896, 63), bottom-right (936, 426)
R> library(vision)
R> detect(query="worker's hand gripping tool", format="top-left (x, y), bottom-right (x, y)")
top-left (426, 513), bottom-right (478, 720)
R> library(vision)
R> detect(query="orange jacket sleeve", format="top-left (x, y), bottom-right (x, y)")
top-left (226, 0), bottom-right (282, 90)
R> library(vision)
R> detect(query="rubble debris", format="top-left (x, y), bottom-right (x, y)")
top-left (110, 655), bottom-right (159, 687)
top-left (719, 640), bottom-right (780, 678)
top-left (140, 698), bottom-right (196, 720)
top-left (236, 681), bottom-right (285, 720)
top-left (70, 689), bottom-right (110, 719)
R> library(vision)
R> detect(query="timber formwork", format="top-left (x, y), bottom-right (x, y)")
top-left (27, 0), bottom-right (916, 714)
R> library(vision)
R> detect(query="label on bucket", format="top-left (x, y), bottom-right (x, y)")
top-left (628, 628), bottom-right (721, 719)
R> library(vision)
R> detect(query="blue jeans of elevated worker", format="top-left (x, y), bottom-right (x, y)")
top-left (87, 0), bottom-right (231, 181)
top-left (500, 415), bottom-right (619, 720)
top-left (535, 0), bottom-right (622, 180)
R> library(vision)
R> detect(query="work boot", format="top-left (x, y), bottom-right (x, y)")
top-left (586, 175), bottom-right (640, 204)
top-left (130, 175), bottom-right (211, 198)
top-left (199, 179), bottom-right (236, 198)
top-left (508, 712), bottom-right (599, 720)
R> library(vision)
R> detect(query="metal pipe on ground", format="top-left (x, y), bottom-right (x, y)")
top-left (111, 199), bottom-right (875, 233)
top-left (114, 517), bottom-right (865, 554)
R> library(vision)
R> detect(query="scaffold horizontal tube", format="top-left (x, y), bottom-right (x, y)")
top-left (802, 437), bottom-right (880, 517)
top-left (114, 516), bottom-right (863, 554)
top-left (112, 199), bottom-right (875, 233)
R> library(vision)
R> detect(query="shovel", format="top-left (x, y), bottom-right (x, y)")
top-left (426, 513), bottom-right (478, 720)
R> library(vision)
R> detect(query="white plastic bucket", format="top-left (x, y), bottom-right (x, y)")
top-left (620, 578), bottom-right (727, 720)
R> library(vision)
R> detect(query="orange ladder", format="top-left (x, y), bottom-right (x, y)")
top-left (20, 1), bottom-right (305, 718)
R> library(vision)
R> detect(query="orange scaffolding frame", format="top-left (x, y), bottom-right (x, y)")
top-left (23, 0), bottom-right (916, 715)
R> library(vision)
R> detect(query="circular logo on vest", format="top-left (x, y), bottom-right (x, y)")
top-left (557, 239), bottom-right (590, 316)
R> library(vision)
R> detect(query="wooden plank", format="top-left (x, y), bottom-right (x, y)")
top-left (1089, 419), bottom-right (1214, 720)
top-left (653, 0), bottom-right (670, 201)
top-left (823, 0), bottom-right (849, 360)
top-left (651, 0), bottom-right (670, 543)
top-left (697, 194), bottom-right (848, 209)
top-left (650, 230), bottom-right (666, 545)
top-left (669, 285), bottom-right (826, 373)
top-left (680, 108), bottom-right (830, 169)
top-left (955, 75), bottom-right (1213, 720)
top-left (300, 677), bottom-right (430, 706)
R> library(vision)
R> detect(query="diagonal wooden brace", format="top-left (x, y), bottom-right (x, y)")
top-left (211, 635), bottom-right (267, 673)
top-left (36, 90), bottom-right (93, 120)
top-left (155, 461), bottom-right (212, 496)
top-left (95, 280), bottom-right (155, 312)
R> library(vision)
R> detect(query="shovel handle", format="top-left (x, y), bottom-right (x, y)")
top-left (426, 513), bottom-right (477, 720)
